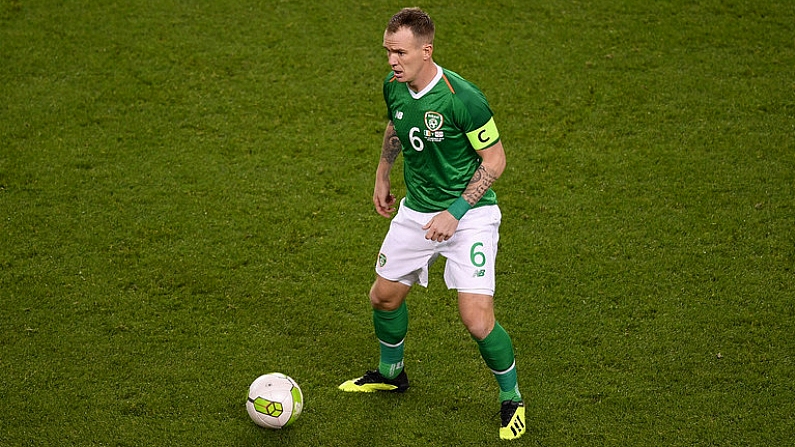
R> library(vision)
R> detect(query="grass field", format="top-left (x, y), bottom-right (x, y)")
top-left (2, 0), bottom-right (794, 445)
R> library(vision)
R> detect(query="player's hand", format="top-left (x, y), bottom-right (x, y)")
top-left (422, 211), bottom-right (459, 242)
top-left (373, 182), bottom-right (397, 218)
top-left (376, 193), bottom-right (396, 217)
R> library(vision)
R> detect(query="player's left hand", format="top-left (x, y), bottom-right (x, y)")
top-left (422, 211), bottom-right (459, 242)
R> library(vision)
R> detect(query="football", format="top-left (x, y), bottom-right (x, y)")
top-left (246, 372), bottom-right (304, 429)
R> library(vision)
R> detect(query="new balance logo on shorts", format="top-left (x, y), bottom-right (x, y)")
top-left (473, 269), bottom-right (486, 278)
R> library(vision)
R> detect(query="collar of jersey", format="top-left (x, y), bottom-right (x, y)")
top-left (407, 64), bottom-right (443, 100)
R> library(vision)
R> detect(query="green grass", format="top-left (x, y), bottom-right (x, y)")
top-left (2, 0), bottom-right (794, 445)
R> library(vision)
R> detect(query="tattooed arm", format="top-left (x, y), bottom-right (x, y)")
top-left (380, 120), bottom-right (402, 166)
top-left (422, 141), bottom-right (506, 242)
top-left (374, 121), bottom-right (402, 218)
top-left (462, 141), bottom-right (506, 206)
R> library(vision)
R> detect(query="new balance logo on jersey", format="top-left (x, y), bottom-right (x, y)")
top-left (395, 111), bottom-right (404, 120)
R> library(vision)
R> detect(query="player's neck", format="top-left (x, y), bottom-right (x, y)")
top-left (407, 61), bottom-right (438, 94)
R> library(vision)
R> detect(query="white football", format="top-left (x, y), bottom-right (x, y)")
top-left (246, 372), bottom-right (304, 429)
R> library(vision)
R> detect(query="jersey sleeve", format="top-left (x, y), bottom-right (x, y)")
top-left (383, 73), bottom-right (394, 120)
top-left (450, 75), bottom-right (501, 151)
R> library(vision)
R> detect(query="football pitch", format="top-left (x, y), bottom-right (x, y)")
top-left (1, 0), bottom-right (793, 445)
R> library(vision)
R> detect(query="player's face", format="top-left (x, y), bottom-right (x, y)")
top-left (383, 27), bottom-right (431, 88)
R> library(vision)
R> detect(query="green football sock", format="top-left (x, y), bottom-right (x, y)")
top-left (475, 321), bottom-right (522, 403)
top-left (373, 301), bottom-right (408, 380)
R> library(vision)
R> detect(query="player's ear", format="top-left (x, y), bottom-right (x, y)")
top-left (423, 43), bottom-right (433, 60)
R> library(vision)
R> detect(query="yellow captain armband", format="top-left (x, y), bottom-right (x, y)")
top-left (466, 117), bottom-right (500, 150)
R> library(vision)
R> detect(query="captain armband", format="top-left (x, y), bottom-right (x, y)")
top-left (466, 117), bottom-right (500, 151)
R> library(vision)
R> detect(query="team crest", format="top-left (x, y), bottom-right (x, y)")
top-left (424, 111), bottom-right (444, 132)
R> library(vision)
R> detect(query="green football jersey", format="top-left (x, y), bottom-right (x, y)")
top-left (383, 65), bottom-right (501, 213)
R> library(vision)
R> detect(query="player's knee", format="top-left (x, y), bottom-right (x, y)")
top-left (465, 321), bottom-right (494, 341)
top-left (368, 288), bottom-right (387, 309)
top-left (369, 278), bottom-right (408, 311)
top-left (462, 312), bottom-right (495, 340)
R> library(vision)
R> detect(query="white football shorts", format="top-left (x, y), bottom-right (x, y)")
top-left (375, 199), bottom-right (501, 295)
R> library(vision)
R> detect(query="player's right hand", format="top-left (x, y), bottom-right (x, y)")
top-left (374, 191), bottom-right (397, 218)
top-left (373, 174), bottom-right (397, 217)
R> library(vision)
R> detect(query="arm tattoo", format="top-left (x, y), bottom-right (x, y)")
top-left (462, 165), bottom-right (498, 206)
top-left (381, 124), bottom-right (402, 165)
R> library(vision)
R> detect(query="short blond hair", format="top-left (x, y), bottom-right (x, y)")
top-left (386, 7), bottom-right (435, 44)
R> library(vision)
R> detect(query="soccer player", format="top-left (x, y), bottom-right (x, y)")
top-left (338, 8), bottom-right (525, 440)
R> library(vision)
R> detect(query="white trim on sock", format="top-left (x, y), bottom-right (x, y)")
top-left (378, 338), bottom-right (405, 349)
top-left (490, 360), bottom-right (516, 376)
